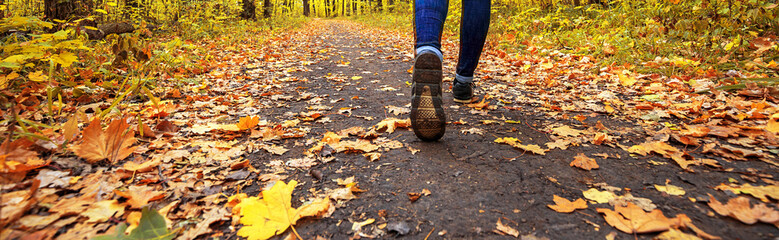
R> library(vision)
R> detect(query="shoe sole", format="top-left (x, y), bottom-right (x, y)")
top-left (410, 53), bottom-right (446, 141)
top-left (453, 97), bottom-right (476, 104)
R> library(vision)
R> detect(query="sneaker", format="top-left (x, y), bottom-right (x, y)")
top-left (452, 79), bottom-right (475, 103)
top-left (410, 51), bottom-right (446, 141)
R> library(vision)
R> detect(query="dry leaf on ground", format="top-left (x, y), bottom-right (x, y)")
top-left (547, 195), bottom-right (587, 213)
top-left (495, 219), bottom-right (519, 237)
top-left (570, 153), bottom-right (599, 170)
top-left (707, 194), bottom-right (779, 226)
top-left (714, 183), bottom-right (779, 202)
top-left (71, 118), bottom-right (137, 163)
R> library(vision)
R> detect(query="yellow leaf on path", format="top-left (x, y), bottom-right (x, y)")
top-left (767, 119), bottom-right (779, 134)
top-left (28, 70), bottom-right (48, 82)
top-left (495, 219), bottom-right (519, 237)
top-left (715, 183), bottom-right (779, 203)
top-left (51, 51), bottom-right (78, 66)
top-left (655, 229), bottom-right (702, 240)
top-left (655, 183), bottom-right (686, 196)
top-left (321, 131), bottom-right (342, 144)
top-left (237, 180), bottom-right (331, 240)
top-left (373, 118), bottom-right (410, 133)
top-left (237, 116), bottom-right (260, 130)
top-left (570, 153), bottom-right (599, 170)
top-left (583, 188), bottom-right (617, 204)
top-left (619, 73), bottom-right (637, 87)
top-left (495, 137), bottom-right (547, 155)
top-left (551, 125), bottom-right (582, 137)
top-left (71, 118), bottom-right (137, 164)
top-left (547, 195), bottom-right (587, 213)
top-left (81, 199), bottom-right (125, 223)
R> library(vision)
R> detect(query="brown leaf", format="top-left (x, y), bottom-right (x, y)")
top-left (570, 153), bottom-right (599, 170)
top-left (71, 118), bottom-right (137, 163)
top-left (180, 207), bottom-right (230, 240)
top-left (547, 195), bottom-right (587, 213)
top-left (0, 138), bottom-right (47, 174)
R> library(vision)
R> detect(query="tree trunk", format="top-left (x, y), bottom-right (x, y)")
top-left (44, 0), bottom-right (91, 21)
top-left (263, 0), bottom-right (272, 18)
top-left (241, 0), bottom-right (256, 19)
top-left (303, 0), bottom-right (310, 16)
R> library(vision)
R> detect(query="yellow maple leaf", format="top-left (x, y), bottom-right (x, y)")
top-left (237, 180), bottom-right (331, 240)
top-left (71, 118), bottom-right (137, 164)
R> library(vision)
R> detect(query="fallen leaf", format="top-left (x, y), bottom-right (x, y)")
top-left (0, 138), bottom-right (47, 174)
top-left (71, 118), bottom-right (137, 163)
top-left (495, 219), bottom-right (519, 237)
top-left (82, 199), bottom-right (126, 223)
top-left (707, 194), bottom-right (779, 226)
top-left (547, 195), bottom-right (587, 213)
top-left (655, 183), bottom-right (686, 196)
top-left (114, 185), bottom-right (165, 209)
top-left (570, 153), bottom-right (599, 170)
top-left (619, 73), bottom-right (637, 87)
top-left (495, 137), bottom-right (547, 155)
top-left (655, 229), bottom-right (702, 240)
top-left (373, 117), bottom-right (411, 133)
top-left (714, 183), bottom-right (779, 203)
top-left (179, 207), bottom-right (229, 240)
top-left (597, 202), bottom-right (672, 234)
top-left (363, 152), bottom-right (381, 161)
top-left (583, 188), bottom-right (617, 204)
top-left (552, 125), bottom-right (582, 137)
top-left (237, 116), bottom-right (260, 130)
top-left (93, 206), bottom-right (177, 240)
top-left (237, 180), bottom-right (330, 240)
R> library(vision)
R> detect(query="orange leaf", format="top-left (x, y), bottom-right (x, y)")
top-left (570, 153), bottom-right (599, 170)
top-left (237, 116), bottom-right (260, 130)
top-left (597, 202), bottom-right (673, 234)
top-left (708, 194), bottom-right (779, 226)
top-left (0, 139), bottom-right (47, 174)
top-left (547, 195), bottom-right (587, 213)
top-left (114, 185), bottom-right (165, 209)
top-left (71, 118), bottom-right (137, 164)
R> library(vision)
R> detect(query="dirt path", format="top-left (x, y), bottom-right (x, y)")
top-left (218, 19), bottom-right (779, 239)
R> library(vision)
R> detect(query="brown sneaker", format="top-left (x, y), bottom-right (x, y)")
top-left (410, 52), bottom-right (446, 141)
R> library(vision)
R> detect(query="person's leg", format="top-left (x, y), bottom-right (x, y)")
top-left (453, 0), bottom-right (490, 103)
top-left (411, 0), bottom-right (448, 141)
top-left (414, 0), bottom-right (448, 59)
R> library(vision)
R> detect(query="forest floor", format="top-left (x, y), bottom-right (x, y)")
top-left (3, 19), bottom-right (779, 240)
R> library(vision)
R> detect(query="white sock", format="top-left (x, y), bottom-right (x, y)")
top-left (415, 46), bottom-right (443, 62)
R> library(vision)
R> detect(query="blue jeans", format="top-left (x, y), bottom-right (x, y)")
top-left (414, 0), bottom-right (491, 78)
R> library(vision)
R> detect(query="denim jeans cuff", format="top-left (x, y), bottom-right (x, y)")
top-left (455, 74), bottom-right (474, 84)
top-left (415, 46), bottom-right (443, 62)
